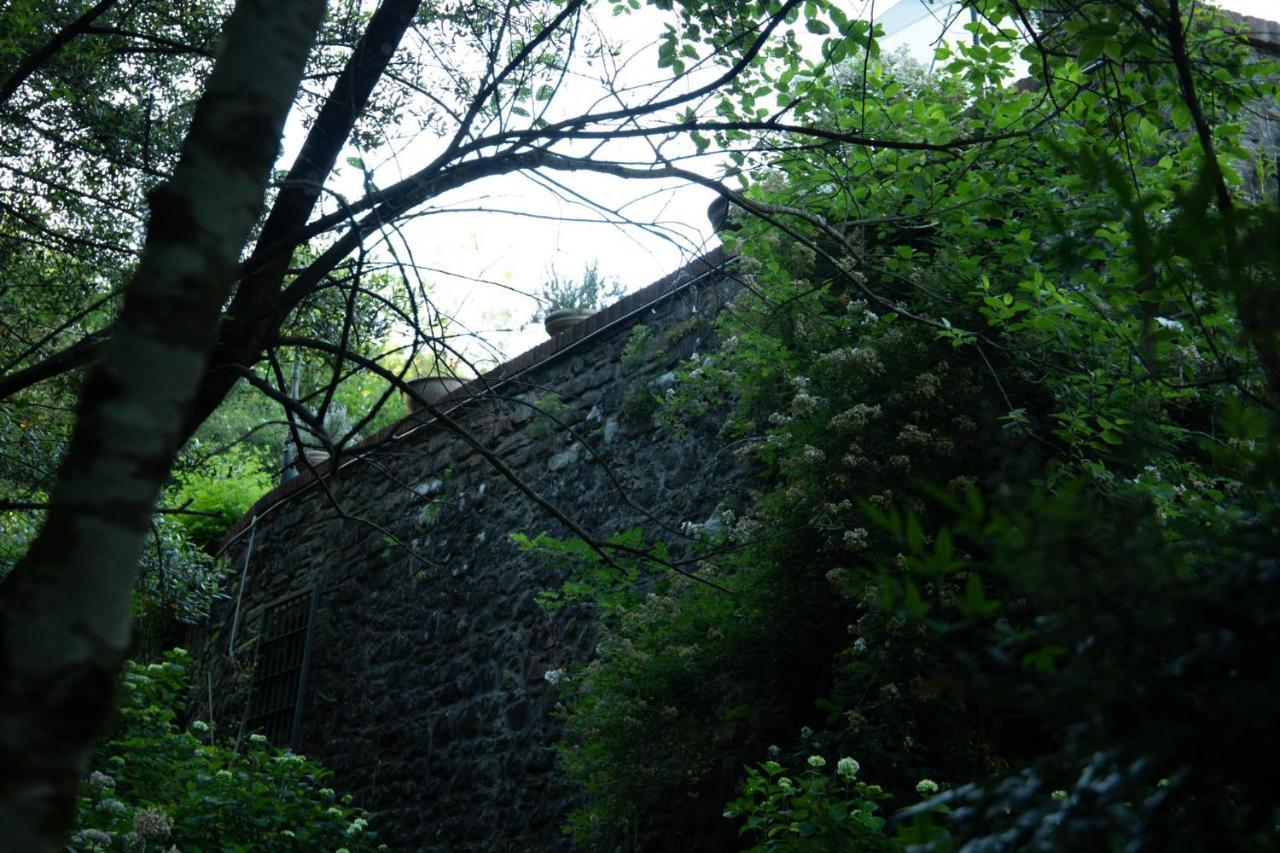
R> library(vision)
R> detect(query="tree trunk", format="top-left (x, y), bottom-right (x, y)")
top-left (0, 0), bottom-right (325, 847)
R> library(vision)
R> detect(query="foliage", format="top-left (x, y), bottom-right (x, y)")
top-left (0, 504), bottom-right (41, 582)
top-left (531, 2), bottom-right (1280, 850)
top-left (1, 0), bottom-right (1278, 847)
top-left (533, 261), bottom-right (625, 320)
top-left (72, 649), bottom-right (383, 851)
top-left (3, 508), bottom-right (219, 657)
top-left (169, 446), bottom-right (275, 549)
top-left (513, 526), bottom-right (653, 613)
top-left (874, 484), bottom-right (1280, 850)
top-left (525, 393), bottom-right (571, 441)
top-left (723, 755), bottom-right (892, 852)
top-left (619, 380), bottom-right (662, 430)
top-left (620, 324), bottom-right (660, 370)
top-left (131, 516), bottom-right (223, 643)
top-left (551, 294), bottom-right (1014, 845)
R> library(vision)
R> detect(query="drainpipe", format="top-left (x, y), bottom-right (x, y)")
top-left (279, 353), bottom-right (302, 483)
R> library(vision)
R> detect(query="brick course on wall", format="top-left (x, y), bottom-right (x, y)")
top-left (197, 248), bottom-right (744, 850)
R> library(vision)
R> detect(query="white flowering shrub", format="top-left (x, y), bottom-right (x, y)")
top-left (71, 649), bottom-right (382, 851)
top-left (532, 2), bottom-right (1280, 848)
top-left (723, 756), bottom-right (892, 852)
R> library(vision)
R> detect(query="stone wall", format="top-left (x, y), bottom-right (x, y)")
top-left (197, 249), bottom-right (744, 850)
top-left (1235, 12), bottom-right (1280, 204)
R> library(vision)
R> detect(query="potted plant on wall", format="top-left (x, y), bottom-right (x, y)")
top-left (403, 353), bottom-right (467, 413)
top-left (534, 261), bottom-right (624, 336)
top-left (292, 404), bottom-right (356, 471)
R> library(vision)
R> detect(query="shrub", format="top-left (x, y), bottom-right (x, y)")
top-left (620, 324), bottom-right (659, 370)
top-left (72, 649), bottom-right (382, 851)
top-left (530, 8), bottom-right (1280, 848)
top-left (724, 755), bottom-right (893, 852)
top-left (527, 393), bottom-right (570, 441)
top-left (169, 446), bottom-right (274, 549)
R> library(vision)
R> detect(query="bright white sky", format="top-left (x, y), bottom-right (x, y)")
top-left (288, 0), bottom-right (1277, 365)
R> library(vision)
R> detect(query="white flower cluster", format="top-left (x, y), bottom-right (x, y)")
top-left (133, 807), bottom-right (173, 840)
top-left (914, 372), bottom-right (942, 399)
top-left (88, 771), bottom-right (116, 790)
top-left (819, 346), bottom-right (884, 374)
top-left (827, 403), bottom-right (882, 433)
top-left (791, 390), bottom-right (824, 416)
top-left (837, 757), bottom-right (860, 779)
top-left (897, 423), bottom-right (931, 448)
top-left (842, 528), bottom-right (869, 550)
top-left (73, 829), bottom-right (113, 847)
top-left (96, 798), bottom-right (128, 815)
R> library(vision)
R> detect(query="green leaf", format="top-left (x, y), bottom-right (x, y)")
top-left (905, 513), bottom-right (925, 554)
top-left (962, 572), bottom-right (999, 616)
top-left (1078, 38), bottom-right (1105, 65)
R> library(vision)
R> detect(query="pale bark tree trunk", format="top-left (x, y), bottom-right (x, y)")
top-left (0, 0), bottom-right (326, 847)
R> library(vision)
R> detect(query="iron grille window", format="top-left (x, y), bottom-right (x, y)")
top-left (244, 589), bottom-right (315, 747)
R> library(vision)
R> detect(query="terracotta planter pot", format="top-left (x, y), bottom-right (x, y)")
top-left (404, 375), bottom-right (465, 412)
top-left (293, 448), bottom-right (329, 471)
top-left (543, 308), bottom-right (594, 336)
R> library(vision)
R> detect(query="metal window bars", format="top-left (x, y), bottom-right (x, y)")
top-left (244, 589), bottom-right (316, 747)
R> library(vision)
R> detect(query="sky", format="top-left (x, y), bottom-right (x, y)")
top-left (294, 0), bottom-right (1279, 365)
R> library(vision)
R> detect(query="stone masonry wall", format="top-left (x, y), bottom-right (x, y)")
top-left (1237, 13), bottom-right (1280, 204)
top-left (197, 249), bottom-right (743, 851)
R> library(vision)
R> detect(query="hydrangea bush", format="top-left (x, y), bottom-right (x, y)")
top-left (724, 756), bottom-right (893, 852)
top-left (71, 649), bottom-right (382, 851)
